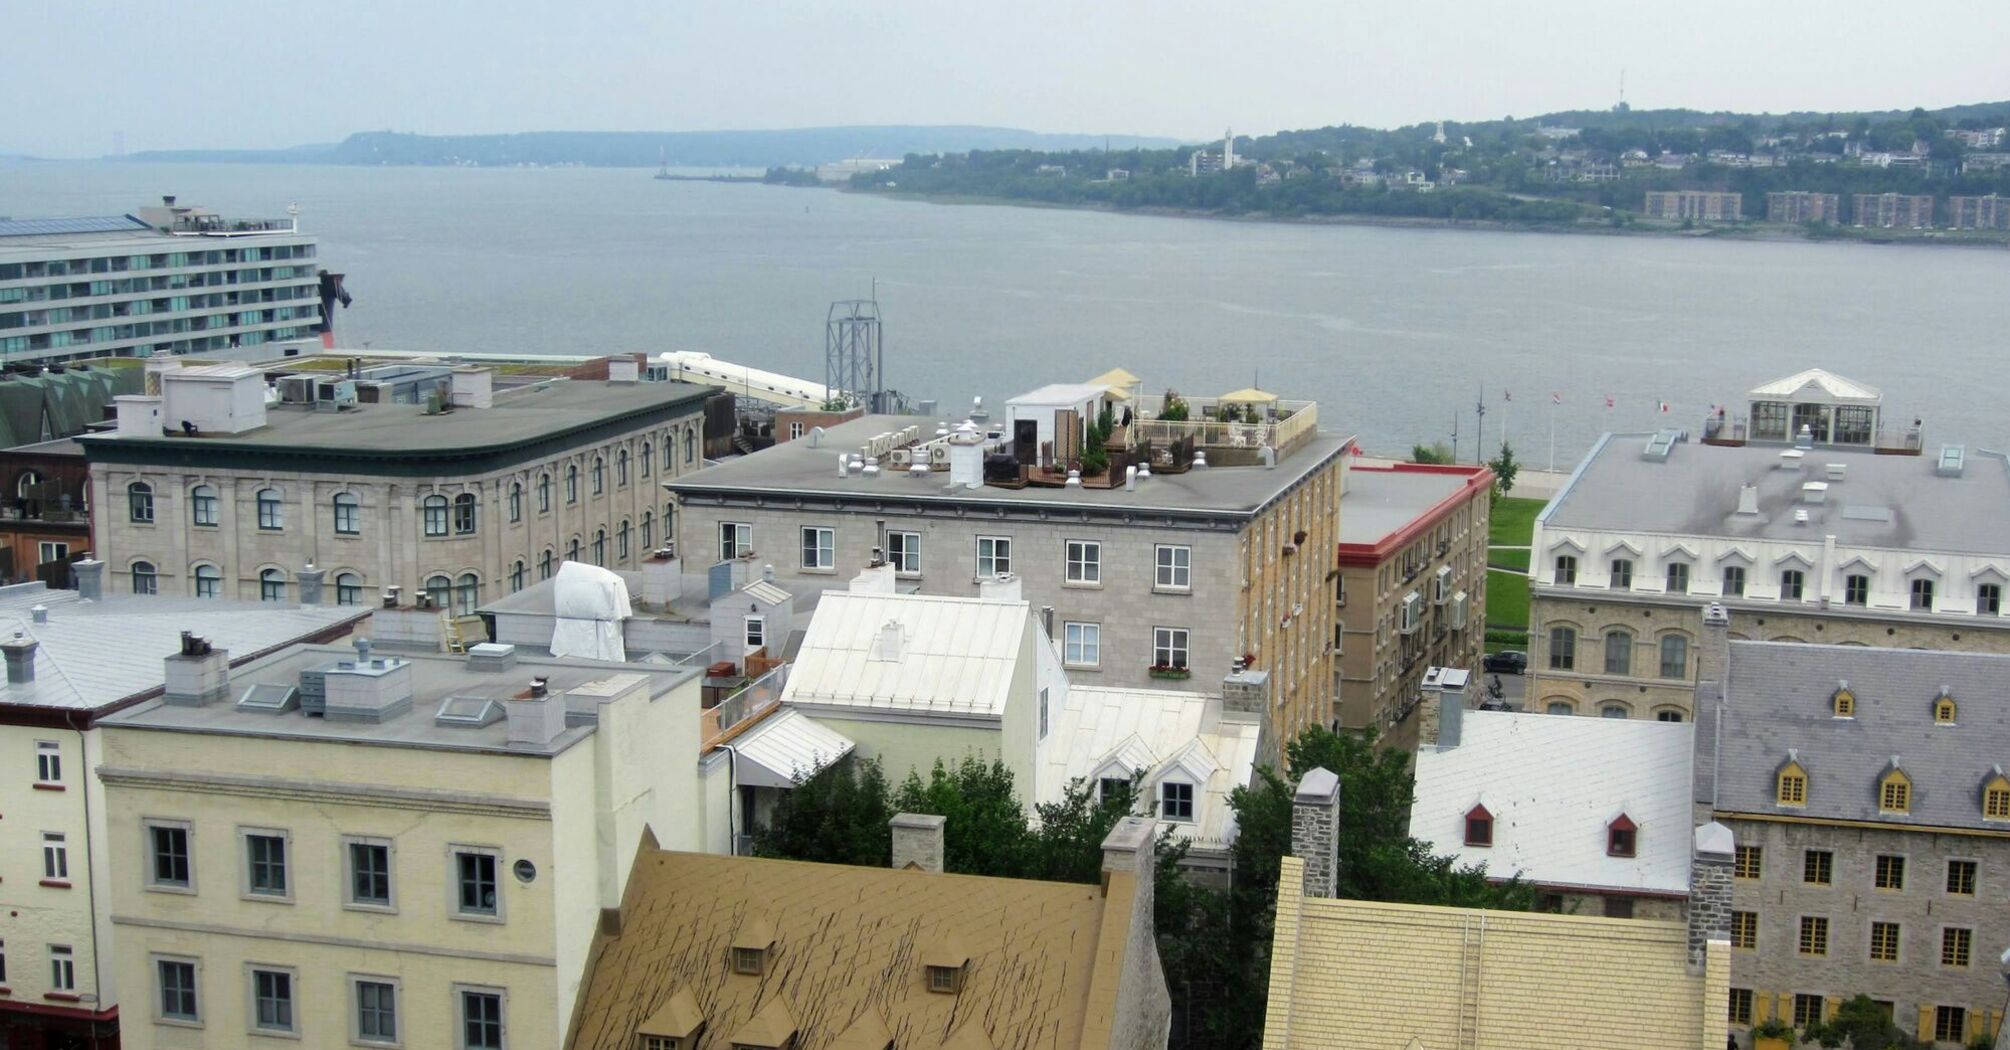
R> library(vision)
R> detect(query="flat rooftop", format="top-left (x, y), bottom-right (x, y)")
top-left (672, 413), bottom-right (1354, 518)
top-left (106, 643), bottom-right (698, 755)
top-left (0, 216), bottom-right (309, 254)
top-left (1340, 463), bottom-right (1489, 549)
top-left (1543, 434), bottom-right (2010, 555)
top-left (79, 378), bottom-right (714, 462)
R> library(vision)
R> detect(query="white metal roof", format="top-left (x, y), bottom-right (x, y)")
top-left (1411, 711), bottom-right (1694, 896)
top-left (1007, 382), bottom-right (1108, 406)
top-left (730, 707), bottom-right (856, 789)
top-left (1037, 685), bottom-right (1261, 853)
top-left (742, 580), bottom-right (791, 606)
top-left (1746, 368), bottom-right (1881, 404)
top-left (779, 592), bottom-right (1028, 717)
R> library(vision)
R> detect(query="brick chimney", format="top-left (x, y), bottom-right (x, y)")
top-left (1686, 822), bottom-right (1735, 972)
top-left (1291, 767), bottom-right (1341, 898)
top-left (1, 631), bottom-right (39, 683)
top-left (891, 812), bottom-right (946, 873)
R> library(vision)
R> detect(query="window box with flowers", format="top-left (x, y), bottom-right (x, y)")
top-left (1148, 664), bottom-right (1191, 681)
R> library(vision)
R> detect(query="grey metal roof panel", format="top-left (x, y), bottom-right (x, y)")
top-left (1717, 640), bottom-right (2010, 831)
top-left (0, 215), bottom-right (151, 237)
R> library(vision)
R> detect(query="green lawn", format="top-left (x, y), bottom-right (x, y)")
top-left (1485, 496), bottom-right (1545, 637)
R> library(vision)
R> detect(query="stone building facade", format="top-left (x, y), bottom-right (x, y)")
top-left (82, 362), bottom-right (714, 610)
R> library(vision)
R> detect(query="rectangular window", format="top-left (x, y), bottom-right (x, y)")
top-left (1979, 582), bottom-right (2002, 615)
top-left (1728, 988), bottom-right (1754, 1027)
top-left (1730, 911), bottom-right (1757, 949)
top-left (1735, 845), bottom-right (1762, 879)
top-left (353, 977), bottom-right (400, 1045)
top-left (459, 987), bottom-right (506, 1050)
top-left (1792, 993), bottom-right (1823, 1029)
top-left (744, 615), bottom-right (766, 650)
top-left (50, 945), bottom-right (74, 992)
top-left (1152, 626), bottom-right (1189, 669)
top-left (1874, 854), bottom-right (1905, 891)
top-left (1910, 577), bottom-right (1935, 611)
top-left (799, 526), bottom-right (835, 570)
top-left (1936, 1006), bottom-right (1968, 1043)
top-left (1803, 850), bottom-right (1832, 885)
top-left (252, 967), bottom-right (295, 1033)
top-left (1869, 921), bottom-right (1900, 962)
top-left (156, 957), bottom-right (199, 1023)
top-left (243, 830), bottom-right (289, 899)
top-left (976, 535), bottom-right (1011, 578)
top-left (1844, 574), bottom-right (1870, 605)
top-left (1547, 626), bottom-right (1576, 670)
top-left (1797, 915), bottom-right (1828, 956)
top-left (1155, 544), bottom-right (1192, 590)
top-left (345, 838), bottom-right (394, 909)
top-left (38, 541), bottom-right (67, 564)
top-left (1063, 622), bottom-right (1101, 667)
top-left (718, 522), bottom-right (751, 561)
top-left (43, 832), bottom-right (69, 880)
top-left (455, 849), bottom-right (500, 918)
top-left (1065, 540), bottom-right (1101, 584)
top-left (1554, 554), bottom-right (1577, 584)
top-left (1665, 562), bottom-right (1689, 592)
top-left (1942, 926), bottom-right (1973, 967)
top-left (1160, 781), bottom-right (1194, 822)
top-left (887, 530), bottom-right (921, 574)
top-left (1658, 634), bottom-right (1688, 679)
top-left (147, 821), bottom-right (192, 890)
top-left (335, 497), bottom-right (360, 535)
top-left (1723, 565), bottom-right (1746, 596)
top-left (1947, 859), bottom-right (1978, 895)
top-left (35, 740), bottom-right (61, 784)
top-left (1609, 558), bottom-right (1633, 588)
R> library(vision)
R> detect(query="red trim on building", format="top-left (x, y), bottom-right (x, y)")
top-left (1336, 463), bottom-right (1495, 567)
top-left (31, 782), bottom-right (65, 791)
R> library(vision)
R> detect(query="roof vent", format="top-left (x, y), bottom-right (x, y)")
top-left (1793, 424), bottom-right (1814, 450)
top-left (1801, 481), bottom-right (1828, 505)
top-left (873, 619), bottom-right (904, 662)
top-left (435, 695), bottom-right (505, 728)
top-left (1777, 449), bottom-right (1805, 471)
top-left (1735, 484), bottom-right (1761, 516)
top-left (1825, 462), bottom-right (1846, 482)
top-left (467, 642), bottom-right (517, 673)
top-left (1936, 444), bottom-right (1966, 477)
top-left (1642, 430), bottom-right (1678, 462)
top-left (1793, 509), bottom-right (1810, 525)
top-left (320, 655), bottom-right (415, 724)
top-left (235, 682), bottom-right (299, 714)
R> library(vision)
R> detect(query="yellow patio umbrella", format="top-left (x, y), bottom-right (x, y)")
top-left (1217, 387), bottom-right (1279, 404)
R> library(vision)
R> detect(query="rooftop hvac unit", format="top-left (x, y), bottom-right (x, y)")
top-left (889, 448), bottom-right (914, 468)
top-left (1450, 591), bottom-right (1469, 630)
top-left (276, 375), bottom-right (315, 404)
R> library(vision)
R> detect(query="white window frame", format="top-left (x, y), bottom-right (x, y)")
top-left (744, 615), bottom-right (766, 650)
top-left (50, 944), bottom-right (75, 992)
top-left (800, 526), bottom-right (836, 571)
top-left (887, 530), bottom-right (922, 575)
top-left (342, 835), bottom-right (397, 913)
top-left (1152, 626), bottom-right (1189, 669)
top-left (1065, 539), bottom-right (1101, 584)
top-left (719, 522), bottom-right (752, 561)
top-left (38, 541), bottom-right (67, 565)
top-left (191, 484), bottom-right (219, 527)
top-left (142, 819), bottom-right (192, 893)
top-left (977, 535), bottom-right (1011, 578)
top-left (1665, 561), bottom-right (1691, 593)
top-left (35, 739), bottom-right (61, 786)
top-left (1160, 780), bottom-right (1196, 822)
top-left (1063, 622), bottom-right (1101, 668)
top-left (450, 845), bottom-right (505, 923)
top-left (455, 984), bottom-right (508, 1050)
top-left (153, 953), bottom-right (203, 1027)
top-left (349, 973), bottom-right (403, 1047)
top-left (246, 963), bottom-right (299, 1037)
top-left (334, 492), bottom-right (361, 535)
top-left (239, 827), bottom-right (292, 903)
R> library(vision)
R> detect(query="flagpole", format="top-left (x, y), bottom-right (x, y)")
top-left (1548, 396), bottom-right (1557, 473)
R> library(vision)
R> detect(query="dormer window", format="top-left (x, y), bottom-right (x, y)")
top-left (1776, 761), bottom-right (1808, 807)
top-left (1934, 692), bottom-right (1957, 725)
top-left (1831, 686), bottom-right (1855, 718)
top-left (732, 946), bottom-right (765, 975)
top-left (1878, 767), bottom-right (1912, 814)
top-left (1606, 814), bottom-right (1638, 858)
top-left (926, 962), bottom-right (967, 994)
top-left (728, 996), bottom-right (797, 1050)
top-left (922, 936), bottom-right (970, 996)
top-left (731, 915), bottom-right (776, 976)
top-left (635, 986), bottom-right (704, 1050)
top-left (1982, 772), bottom-right (2010, 821)
top-left (1464, 804), bottom-right (1493, 847)
top-left (1159, 781), bottom-right (1194, 822)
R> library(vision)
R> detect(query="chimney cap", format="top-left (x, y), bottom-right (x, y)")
top-left (1294, 767), bottom-right (1340, 804)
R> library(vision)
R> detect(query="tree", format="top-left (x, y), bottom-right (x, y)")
top-left (1803, 994), bottom-right (1934, 1050)
top-left (1411, 442), bottom-right (1454, 464)
top-left (1488, 442), bottom-right (1520, 496)
top-left (893, 757), bottom-right (1034, 878)
top-left (751, 754), bottom-right (894, 867)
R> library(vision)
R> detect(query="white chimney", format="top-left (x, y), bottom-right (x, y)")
top-left (872, 620), bottom-right (905, 662)
top-left (641, 550), bottom-right (683, 606)
top-left (114, 395), bottom-right (164, 436)
top-left (849, 562), bottom-right (897, 593)
top-left (503, 678), bottom-right (568, 749)
top-left (450, 368), bottom-right (493, 409)
top-left (163, 632), bottom-right (230, 706)
top-left (1735, 484), bottom-right (1761, 516)
top-left (837, 452), bottom-right (851, 478)
top-left (947, 422), bottom-right (984, 489)
top-left (1801, 481), bottom-right (1828, 505)
top-left (1125, 465), bottom-right (1138, 491)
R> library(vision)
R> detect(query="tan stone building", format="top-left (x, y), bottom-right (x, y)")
top-left (1334, 461), bottom-right (1491, 742)
top-left (82, 359), bottom-right (715, 612)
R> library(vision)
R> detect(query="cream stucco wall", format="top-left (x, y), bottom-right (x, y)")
top-left (1, 723), bottom-right (117, 1015)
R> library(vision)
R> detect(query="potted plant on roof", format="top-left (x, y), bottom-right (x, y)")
top-left (1749, 1017), bottom-right (1794, 1050)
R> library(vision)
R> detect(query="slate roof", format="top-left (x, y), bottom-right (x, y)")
top-left (1714, 640), bottom-right (2010, 831)
top-left (1411, 711), bottom-right (1695, 895)
top-left (781, 592), bottom-right (1029, 718)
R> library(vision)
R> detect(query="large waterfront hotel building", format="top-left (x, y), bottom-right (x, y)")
top-left (0, 198), bottom-right (325, 364)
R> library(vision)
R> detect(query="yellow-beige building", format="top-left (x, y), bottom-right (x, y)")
top-left (97, 636), bottom-right (705, 1049)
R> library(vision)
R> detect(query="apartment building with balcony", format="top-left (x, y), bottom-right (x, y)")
top-left (1949, 194), bottom-right (2010, 231)
top-left (1853, 193), bottom-right (1937, 229)
top-left (98, 637), bottom-right (706, 1050)
top-left (82, 357), bottom-right (716, 612)
top-left (669, 375), bottom-right (1353, 745)
top-left (1644, 190), bottom-right (1744, 222)
top-left (1765, 191), bottom-right (1844, 224)
top-left (0, 200), bottom-right (331, 366)
top-left (1334, 461), bottom-right (1491, 743)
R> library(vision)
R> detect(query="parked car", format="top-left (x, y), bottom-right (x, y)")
top-left (1482, 650), bottom-right (1527, 675)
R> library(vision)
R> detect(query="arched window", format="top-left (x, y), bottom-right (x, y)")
top-left (193, 563), bottom-right (221, 599)
top-left (190, 484), bottom-right (218, 526)
top-left (260, 567), bottom-right (286, 602)
top-left (336, 572), bottom-right (362, 606)
top-left (539, 549), bottom-right (554, 580)
top-left (616, 449), bottom-right (630, 486)
top-left (128, 481), bottom-right (155, 523)
top-left (333, 492), bottom-right (360, 535)
top-left (15, 469), bottom-right (43, 499)
top-left (591, 456), bottom-right (605, 495)
top-left (1602, 628), bottom-right (1633, 676)
top-left (640, 441), bottom-right (653, 477)
top-left (452, 492), bottom-right (477, 535)
top-left (422, 495), bottom-right (449, 537)
top-left (565, 464), bottom-right (579, 504)
top-left (592, 529), bottom-right (606, 565)
top-left (423, 574), bottom-right (452, 611)
top-left (1547, 626), bottom-right (1577, 671)
top-left (1600, 702), bottom-right (1630, 719)
top-left (617, 519), bottom-right (631, 561)
top-left (640, 510), bottom-right (654, 550)
top-left (1654, 709), bottom-right (1685, 723)
top-left (509, 560), bottom-right (526, 593)
top-left (684, 427), bottom-right (696, 465)
top-left (256, 488), bottom-right (282, 530)
top-left (1658, 634), bottom-right (1689, 679)
top-left (537, 473), bottom-right (551, 513)
top-left (1777, 761), bottom-right (1808, 806)
top-left (508, 482), bottom-right (523, 524)
top-left (566, 537), bottom-right (580, 563)
top-left (1545, 700), bottom-right (1574, 716)
top-left (130, 560), bottom-right (157, 595)
top-left (1934, 691), bottom-right (1956, 725)
top-left (455, 573), bottom-right (479, 615)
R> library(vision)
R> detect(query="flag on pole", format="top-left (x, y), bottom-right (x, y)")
top-left (1551, 392), bottom-right (1561, 405)
top-left (1604, 394), bottom-right (1615, 409)
top-left (1503, 391), bottom-right (1512, 402)
top-left (1658, 401), bottom-right (1671, 413)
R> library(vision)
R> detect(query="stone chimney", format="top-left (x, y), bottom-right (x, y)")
top-left (449, 367), bottom-right (494, 409)
top-left (163, 631), bottom-right (230, 706)
top-left (1685, 822), bottom-right (1735, 972)
top-left (1, 632), bottom-right (39, 683)
top-left (1095, 815), bottom-right (1172, 1045)
top-left (1418, 666), bottom-right (1470, 749)
top-left (640, 549), bottom-right (683, 607)
top-left (504, 677), bottom-right (568, 749)
top-left (1221, 665), bottom-right (1270, 714)
top-left (1691, 603), bottom-right (1732, 817)
top-left (890, 812), bottom-right (946, 873)
top-left (1291, 767), bottom-right (1341, 899)
top-left (71, 558), bottom-right (103, 601)
top-left (296, 563), bottom-right (326, 606)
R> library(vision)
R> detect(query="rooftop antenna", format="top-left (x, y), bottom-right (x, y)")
top-left (1618, 68), bottom-right (1627, 109)
top-left (1474, 384), bottom-right (1488, 465)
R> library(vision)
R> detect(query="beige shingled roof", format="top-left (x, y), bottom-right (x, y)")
top-left (566, 848), bottom-right (1123, 1050)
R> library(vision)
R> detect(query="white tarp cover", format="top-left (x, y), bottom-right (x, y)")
top-left (550, 561), bottom-right (632, 662)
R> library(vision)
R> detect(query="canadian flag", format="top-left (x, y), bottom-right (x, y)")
top-left (1604, 394), bottom-right (1615, 409)
top-left (1658, 401), bottom-right (1671, 413)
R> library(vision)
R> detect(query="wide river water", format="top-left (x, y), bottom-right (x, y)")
top-left (3, 162), bottom-right (2004, 466)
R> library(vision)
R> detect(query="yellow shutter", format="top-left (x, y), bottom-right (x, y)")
top-left (1778, 994), bottom-right (1794, 1026)
top-left (1917, 1006), bottom-right (1936, 1041)
top-left (1753, 993), bottom-right (1772, 1023)
top-left (1825, 997), bottom-right (1841, 1021)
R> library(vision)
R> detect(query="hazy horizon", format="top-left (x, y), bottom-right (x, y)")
top-left (7, 0), bottom-right (2010, 158)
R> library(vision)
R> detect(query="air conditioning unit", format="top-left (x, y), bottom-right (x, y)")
top-left (276, 375), bottom-right (315, 404)
top-left (1434, 565), bottom-right (1453, 604)
top-left (1450, 591), bottom-right (1469, 630)
top-left (1399, 591), bottom-right (1423, 635)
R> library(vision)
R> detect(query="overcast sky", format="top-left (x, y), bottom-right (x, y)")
top-left (7, 0), bottom-right (2009, 158)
